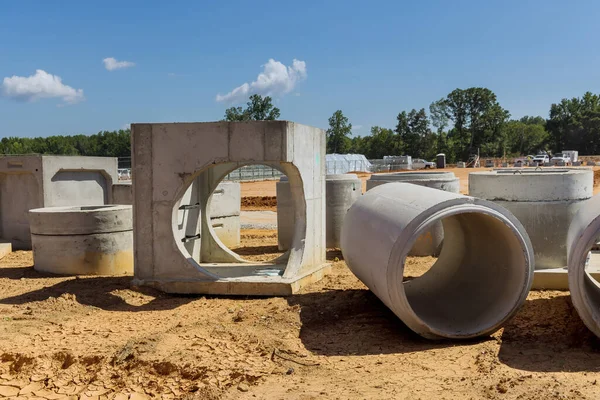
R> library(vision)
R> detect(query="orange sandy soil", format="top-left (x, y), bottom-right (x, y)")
top-left (0, 230), bottom-right (600, 399)
top-left (241, 167), bottom-right (600, 209)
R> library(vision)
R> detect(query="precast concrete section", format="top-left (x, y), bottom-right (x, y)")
top-left (29, 205), bottom-right (133, 275)
top-left (341, 183), bottom-right (534, 339)
top-left (469, 169), bottom-right (593, 271)
top-left (366, 171), bottom-right (460, 192)
top-left (0, 155), bottom-right (118, 249)
top-left (366, 171), bottom-right (460, 256)
top-left (131, 121), bottom-right (328, 296)
top-left (567, 195), bottom-right (600, 338)
top-left (277, 174), bottom-right (361, 249)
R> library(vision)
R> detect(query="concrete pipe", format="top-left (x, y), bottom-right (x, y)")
top-left (366, 171), bottom-right (460, 192)
top-left (276, 176), bottom-right (294, 251)
top-left (366, 171), bottom-right (460, 256)
top-left (340, 183), bottom-right (534, 339)
top-left (567, 194), bottom-right (600, 338)
top-left (29, 205), bottom-right (133, 275)
top-left (469, 169), bottom-right (593, 270)
top-left (278, 174), bottom-right (362, 249)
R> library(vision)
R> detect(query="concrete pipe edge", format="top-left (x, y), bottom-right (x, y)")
top-left (29, 205), bottom-right (133, 235)
top-left (567, 194), bottom-right (600, 338)
top-left (341, 182), bottom-right (534, 340)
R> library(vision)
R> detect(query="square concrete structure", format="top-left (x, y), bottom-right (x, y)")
top-left (131, 121), bottom-right (328, 296)
top-left (0, 155), bottom-right (117, 249)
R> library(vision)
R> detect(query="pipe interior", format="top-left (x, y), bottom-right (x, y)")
top-left (403, 212), bottom-right (528, 336)
top-left (583, 250), bottom-right (600, 318)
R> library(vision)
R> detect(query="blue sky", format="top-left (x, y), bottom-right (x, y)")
top-left (1, 0), bottom-right (598, 138)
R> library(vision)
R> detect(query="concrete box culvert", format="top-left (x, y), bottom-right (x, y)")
top-left (277, 174), bottom-right (362, 249)
top-left (366, 171), bottom-right (460, 256)
top-left (340, 182), bottom-right (534, 340)
top-left (567, 194), bottom-right (600, 339)
top-left (29, 205), bottom-right (133, 276)
top-left (469, 169), bottom-right (593, 270)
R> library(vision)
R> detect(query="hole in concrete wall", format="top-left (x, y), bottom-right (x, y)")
top-left (212, 165), bottom-right (286, 263)
top-left (403, 211), bottom-right (528, 335)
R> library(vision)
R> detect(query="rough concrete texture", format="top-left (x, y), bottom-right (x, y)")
top-left (29, 205), bottom-right (133, 275)
top-left (341, 182), bottom-right (534, 339)
top-left (566, 194), bottom-right (600, 338)
top-left (469, 168), bottom-right (593, 270)
top-left (0, 155), bottom-right (118, 249)
top-left (112, 182), bottom-right (132, 204)
top-left (366, 171), bottom-right (460, 256)
top-left (278, 174), bottom-right (361, 249)
top-left (210, 214), bottom-right (240, 248)
top-left (131, 121), bottom-right (328, 296)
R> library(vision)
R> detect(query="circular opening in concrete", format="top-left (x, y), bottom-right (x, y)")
top-left (212, 165), bottom-right (287, 263)
top-left (401, 210), bottom-right (529, 337)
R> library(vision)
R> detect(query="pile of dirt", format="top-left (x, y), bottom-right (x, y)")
top-left (241, 196), bottom-right (277, 211)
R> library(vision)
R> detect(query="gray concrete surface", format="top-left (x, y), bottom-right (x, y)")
top-left (566, 194), bottom-right (600, 338)
top-left (29, 205), bottom-right (133, 275)
top-left (0, 155), bottom-right (118, 249)
top-left (131, 121), bottom-right (328, 296)
top-left (112, 182), bottom-right (132, 204)
top-left (470, 168), bottom-right (593, 270)
top-left (278, 174), bottom-right (361, 249)
top-left (366, 171), bottom-right (460, 256)
top-left (340, 182), bottom-right (534, 340)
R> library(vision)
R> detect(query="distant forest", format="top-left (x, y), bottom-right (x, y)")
top-left (1, 89), bottom-right (599, 164)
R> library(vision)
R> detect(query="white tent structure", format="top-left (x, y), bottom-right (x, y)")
top-left (326, 154), bottom-right (371, 174)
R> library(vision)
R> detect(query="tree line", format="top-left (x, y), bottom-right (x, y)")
top-left (0, 90), bottom-right (598, 164)
top-left (327, 88), bottom-right (600, 163)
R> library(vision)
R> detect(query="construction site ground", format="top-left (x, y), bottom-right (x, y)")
top-left (1, 167), bottom-right (600, 399)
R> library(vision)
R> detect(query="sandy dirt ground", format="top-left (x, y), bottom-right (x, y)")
top-left (1, 230), bottom-right (600, 400)
top-left (1, 168), bottom-right (600, 399)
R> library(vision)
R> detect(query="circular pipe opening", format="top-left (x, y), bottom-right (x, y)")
top-left (395, 209), bottom-right (531, 339)
top-left (568, 223), bottom-right (600, 338)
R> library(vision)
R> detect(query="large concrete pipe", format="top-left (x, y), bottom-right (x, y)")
top-left (366, 171), bottom-right (460, 192)
top-left (29, 205), bottom-right (133, 275)
top-left (567, 194), bottom-right (600, 338)
top-left (469, 169), bottom-right (593, 270)
top-left (340, 183), bottom-right (534, 339)
top-left (366, 171), bottom-right (460, 256)
top-left (278, 174), bottom-right (361, 249)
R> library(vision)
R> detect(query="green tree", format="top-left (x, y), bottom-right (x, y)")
top-left (395, 108), bottom-right (434, 159)
top-left (546, 92), bottom-right (600, 154)
top-left (363, 126), bottom-right (395, 159)
top-left (326, 110), bottom-right (352, 153)
top-left (434, 87), bottom-right (510, 160)
top-left (223, 94), bottom-right (281, 121)
top-left (502, 117), bottom-right (548, 156)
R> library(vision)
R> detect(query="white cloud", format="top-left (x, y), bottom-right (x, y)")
top-left (121, 123), bottom-right (131, 130)
top-left (353, 125), bottom-right (363, 130)
top-left (103, 57), bottom-right (135, 71)
top-left (216, 58), bottom-right (307, 103)
top-left (1, 69), bottom-right (84, 104)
